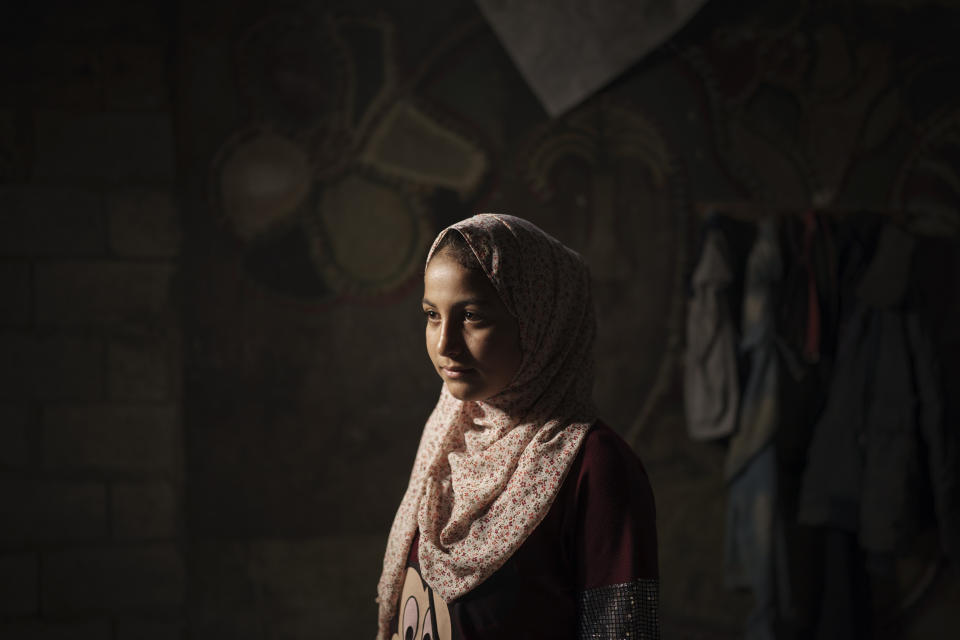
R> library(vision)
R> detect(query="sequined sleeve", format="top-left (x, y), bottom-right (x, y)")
top-left (576, 578), bottom-right (660, 640)
top-left (572, 425), bottom-right (660, 640)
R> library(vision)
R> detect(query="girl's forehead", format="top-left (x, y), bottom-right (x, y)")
top-left (424, 253), bottom-right (501, 302)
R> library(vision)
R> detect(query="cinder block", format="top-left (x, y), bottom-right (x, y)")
top-left (113, 481), bottom-right (177, 539)
top-left (189, 541), bottom-right (268, 640)
top-left (28, 42), bottom-right (104, 109)
top-left (0, 261), bottom-right (32, 326)
top-left (43, 546), bottom-right (185, 614)
top-left (0, 480), bottom-right (107, 543)
top-left (253, 536), bottom-right (383, 611)
top-left (0, 552), bottom-right (39, 615)
top-left (115, 619), bottom-right (183, 640)
top-left (0, 404), bottom-right (31, 467)
top-left (0, 334), bottom-right (103, 400)
top-left (107, 337), bottom-right (170, 400)
top-left (102, 45), bottom-right (170, 110)
top-left (43, 404), bottom-right (179, 472)
top-left (107, 190), bottom-right (180, 258)
top-left (0, 109), bottom-right (26, 182)
top-left (0, 186), bottom-right (105, 256)
top-left (18, 41), bottom-right (168, 110)
top-left (192, 536), bottom-right (383, 639)
top-left (35, 261), bottom-right (175, 328)
top-left (33, 111), bottom-right (175, 182)
top-left (0, 620), bottom-right (111, 640)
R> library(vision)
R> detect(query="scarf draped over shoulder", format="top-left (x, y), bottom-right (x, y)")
top-left (375, 213), bottom-right (597, 639)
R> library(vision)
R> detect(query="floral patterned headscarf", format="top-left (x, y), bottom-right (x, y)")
top-left (376, 214), bottom-right (597, 638)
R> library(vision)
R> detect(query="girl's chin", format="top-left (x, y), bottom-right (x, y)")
top-left (444, 379), bottom-right (489, 402)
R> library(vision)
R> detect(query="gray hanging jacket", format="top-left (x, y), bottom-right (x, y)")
top-left (684, 226), bottom-right (740, 441)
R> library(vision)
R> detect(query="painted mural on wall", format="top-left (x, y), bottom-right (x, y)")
top-left (203, 7), bottom-right (696, 457)
top-left (212, 12), bottom-right (493, 301)
top-left (208, 0), bottom-right (960, 304)
top-left (679, 0), bottom-right (960, 230)
top-left (516, 97), bottom-right (686, 441)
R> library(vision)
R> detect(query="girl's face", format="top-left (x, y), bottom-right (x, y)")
top-left (422, 251), bottom-right (522, 402)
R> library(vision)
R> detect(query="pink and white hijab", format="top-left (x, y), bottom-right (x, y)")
top-left (376, 214), bottom-right (597, 638)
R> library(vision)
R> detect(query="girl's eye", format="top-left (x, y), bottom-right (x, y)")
top-left (424, 309), bottom-right (438, 320)
top-left (464, 310), bottom-right (480, 321)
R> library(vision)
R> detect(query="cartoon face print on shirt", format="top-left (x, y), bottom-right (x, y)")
top-left (393, 567), bottom-right (452, 640)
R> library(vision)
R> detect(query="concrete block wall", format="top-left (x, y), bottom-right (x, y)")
top-left (0, 6), bottom-right (184, 638)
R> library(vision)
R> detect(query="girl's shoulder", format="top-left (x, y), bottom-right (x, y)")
top-left (577, 420), bottom-right (650, 478)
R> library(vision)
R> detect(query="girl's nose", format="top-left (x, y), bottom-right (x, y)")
top-left (437, 321), bottom-right (462, 357)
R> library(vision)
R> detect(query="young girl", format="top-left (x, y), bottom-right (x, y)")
top-left (377, 214), bottom-right (659, 639)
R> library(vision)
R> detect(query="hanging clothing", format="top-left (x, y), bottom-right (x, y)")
top-left (798, 223), bottom-right (958, 562)
top-left (724, 445), bottom-right (792, 640)
top-left (376, 214), bottom-right (659, 640)
top-left (684, 223), bottom-right (740, 441)
top-left (725, 218), bottom-right (783, 479)
top-left (777, 212), bottom-right (840, 364)
top-left (722, 218), bottom-right (792, 640)
top-left (799, 305), bottom-right (952, 554)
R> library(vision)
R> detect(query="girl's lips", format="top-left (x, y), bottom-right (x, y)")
top-left (442, 367), bottom-right (474, 379)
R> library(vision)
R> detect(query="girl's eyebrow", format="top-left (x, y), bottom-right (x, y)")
top-left (422, 297), bottom-right (491, 307)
